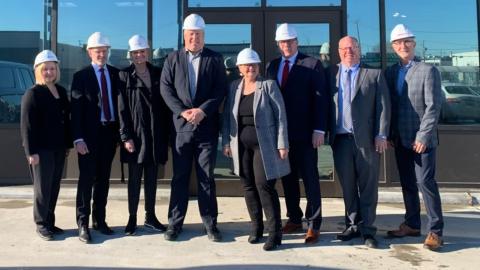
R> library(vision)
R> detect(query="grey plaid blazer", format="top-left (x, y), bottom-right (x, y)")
top-left (385, 60), bottom-right (445, 148)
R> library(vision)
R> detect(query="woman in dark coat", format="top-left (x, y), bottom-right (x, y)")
top-left (118, 35), bottom-right (170, 235)
top-left (21, 50), bottom-right (72, 240)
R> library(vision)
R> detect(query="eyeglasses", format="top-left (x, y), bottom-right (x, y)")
top-left (339, 46), bottom-right (359, 51)
top-left (392, 39), bottom-right (415, 46)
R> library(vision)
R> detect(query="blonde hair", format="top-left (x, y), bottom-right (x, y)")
top-left (34, 62), bottom-right (61, 85)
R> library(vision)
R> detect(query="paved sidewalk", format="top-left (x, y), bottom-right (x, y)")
top-left (0, 185), bottom-right (479, 269)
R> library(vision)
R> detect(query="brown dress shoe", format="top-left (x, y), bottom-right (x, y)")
top-left (282, 221), bottom-right (303, 234)
top-left (423, 232), bottom-right (443, 251)
top-left (387, 223), bottom-right (421, 238)
top-left (304, 228), bottom-right (319, 244)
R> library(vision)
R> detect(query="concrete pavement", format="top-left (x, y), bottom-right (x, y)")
top-left (0, 185), bottom-right (479, 269)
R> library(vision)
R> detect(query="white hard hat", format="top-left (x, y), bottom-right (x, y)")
top-left (236, 48), bottom-right (261, 65)
top-left (128, 34), bottom-right (149, 52)
top-left (86, 32), bottom-right (111, 49)
top-left (320, 42), bottom-right (330, 54)
top-left (275, 23), bottom-right (297, 41)
top-left (390, 24), bottom-right (415, 42)
top-left (34, 50), bottom-right (59, 68)
top-left (183, 14), bottom-right (205, 30)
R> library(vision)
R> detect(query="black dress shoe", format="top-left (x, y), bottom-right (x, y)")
top-left (164, 227), bottom-right (181, 241)
top-left (263, 233), bottom-right (282, 251)
top-left (206, 226), bottom-right (222, 242)
top-left (248, 231), bottom-right (263, 244)
top-left (125, 216), bottom-right (137, 236)
top-left (79, 226), bottom-right (91, 243)
top-left (364, 235), bottom-right (378, 248)
top-left (37, 227), bottom-right (53, 241)
top-left (336, 227), bottom-right (361, 241)
top-left (49, 226), bottom-right (64, 235)
top-left (93, 222), bottom-right (114, 235)
top-left (144, 214), bottom-right (167, 232)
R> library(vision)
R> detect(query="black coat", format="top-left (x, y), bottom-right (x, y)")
top-left (21, 84), bottom-right (72, 156)
top-left (266, 52), bottom-right (328, 144)
top-left (71, 64), bottom-right (120, 149)
top-left (118, 63), bottom-right (170, 164)
top-left (160, 47), bottom-right (227, 137)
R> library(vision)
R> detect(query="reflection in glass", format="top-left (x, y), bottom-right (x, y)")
top-left (205, 24), bottom-right (251, 179)
top-left (386, 0), bottom-right (479, 125)
top-left (347, 0), bottom-right (380, 67)
top-left (189, 0), bottom-right (260, 7)
top-left (57, 0), bottom-right (147, 89)
top-left (267, 0), bottom-right (340, 6)
top-left (153, 0), bottom-right (180, 69)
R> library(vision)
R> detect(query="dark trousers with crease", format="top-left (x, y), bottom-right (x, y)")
top-left (76, 124), bottom-right (117, 227)
top-left (127, 162), bottom-right (159, 217)
top-left (239, 134), bottom-right (281, 235)
top-left (30, 149), bottom-right (65, 229)
top-left (281, 142), bottom-right (322, 230)
top-left (167, 132), bottom-right (218, 230)
top-left (394, 145), bottom-right (444, 236)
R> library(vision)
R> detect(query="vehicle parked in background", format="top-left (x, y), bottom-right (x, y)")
top-left (440, 83), bottom-right (480, 124)
top-left (0, 61), bottom-right (34, 123)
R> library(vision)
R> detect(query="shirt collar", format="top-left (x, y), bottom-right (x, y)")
top-left (399, 60), bottom-right (414, 69)
top-left (185, 48), bottom-right (203, 57)
top-left (341, 63), bottom-right (360, 73)
top-left (91, 63), bottom-right (107, 72)
top-left (282, 51), bottom-right (298, 64)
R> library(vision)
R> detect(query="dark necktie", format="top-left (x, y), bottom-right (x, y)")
top-left (99, 68), bottom-right (111, 121)
top-left (281, 59), bottom-right (290, 89)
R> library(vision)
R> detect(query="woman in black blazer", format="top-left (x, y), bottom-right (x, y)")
top-left (20, 50), bottom-right (72, 240)
top-left (118, 35), bottom-right (170, 236)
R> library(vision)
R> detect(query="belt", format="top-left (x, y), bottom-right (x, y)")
top-left (336, 133), bottom-right (354, 139)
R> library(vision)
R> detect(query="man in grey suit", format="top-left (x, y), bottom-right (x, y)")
top-left (385, 24), bottom-right (445, 251)
top-left (160, 14), bottom-right (227, 242)
top-left (328, 36), bottom-right (391, 248)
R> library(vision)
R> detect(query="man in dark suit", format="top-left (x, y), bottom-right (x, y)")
top-left (266, 23), bottom-right (328, 244)
top-left (160, 14), bottom-right (227, 242)
top-left (71, 32), bottom-right (120, 243)
top-left (385, 24), bottom-right (445, 251)
top-left (328, 36), bottom-right (391, 248)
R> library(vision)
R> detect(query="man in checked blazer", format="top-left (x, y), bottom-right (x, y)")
top-left (385, 24), bottom-right (445, 251)
top-left (327, 36), bottom-right (390, 249)
top-left (71, 32), bottom-right (120, 243)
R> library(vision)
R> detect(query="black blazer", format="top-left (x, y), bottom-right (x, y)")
top-left (71, 64), bottom-right (120, 148)
top-left (21, 84), bottom-right (72, 156)
top-left (118, 62), bottom-right (171, 165)
top-left (160, 48), bottom-right (227, 136)
top-left (266, 52), bottom-right (328, 144)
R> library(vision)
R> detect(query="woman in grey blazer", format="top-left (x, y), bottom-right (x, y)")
top-left (223, 48), bottom-right (290, 251)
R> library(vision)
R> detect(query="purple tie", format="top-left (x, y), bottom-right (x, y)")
top-left (99, 68), bottom-right (111, 121)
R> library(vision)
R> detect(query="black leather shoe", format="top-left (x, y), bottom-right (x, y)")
top-left (79, 226), bottom-right (91, 243)
top-left (248, 230), bottom-right (263, 244)
top-left (49, 226), bottom-right (64, 235)
top-left (164, 227), bottom-right (181, 241)
top-left (263, 233), bottom-right (282, 251)
top-left (37, 227), bottom-right (53, 241)
top-left (206, 226), bottom-right (222, 242)
top-left (144, 214), bottom-right (167, 232)
top-left (364, 235), bottom-right (379, 249)
top-left (93, 222), bottom-right (114, 235)
top-left (125, 216), bottom-right (137, 236)
top-left (336, 227), bottom-right (361, 241)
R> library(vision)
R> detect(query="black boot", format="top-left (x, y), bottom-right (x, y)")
top-left (248, 224), bottom-right (264, 244)
top-left (263, 233), bottom-right (282, 251)
top-left (125, 215), bottom-right (137, 236)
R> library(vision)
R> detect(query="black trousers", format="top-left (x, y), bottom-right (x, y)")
top-left (128, 162), bottom-right (159, 216)
top-left (167, 132), bottom-right (218, 230)
top-left (30, 149), bottom-right (65, 229)
top-left (281, 142), bottom-right (322, 230)
top-left (395, 145), bottom-right (444, 236)
top-left (76, 124), bottom-right (117, 227)
top-left (239, 140), bottom-right (281, 235)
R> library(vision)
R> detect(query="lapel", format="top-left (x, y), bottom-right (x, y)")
top-left (232, 79), bottom-right (244, 125)
top-left (87, 65), bottom-right (102, 108)
top-left (252, 78), bottom-right (263, 121)
top-left (269, 58), bottom-right (281, 84)
top-left (352, 67), bottom-right (366, 100)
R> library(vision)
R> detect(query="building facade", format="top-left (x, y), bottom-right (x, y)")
top-left (1, 0), bottom-right (479, 195)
